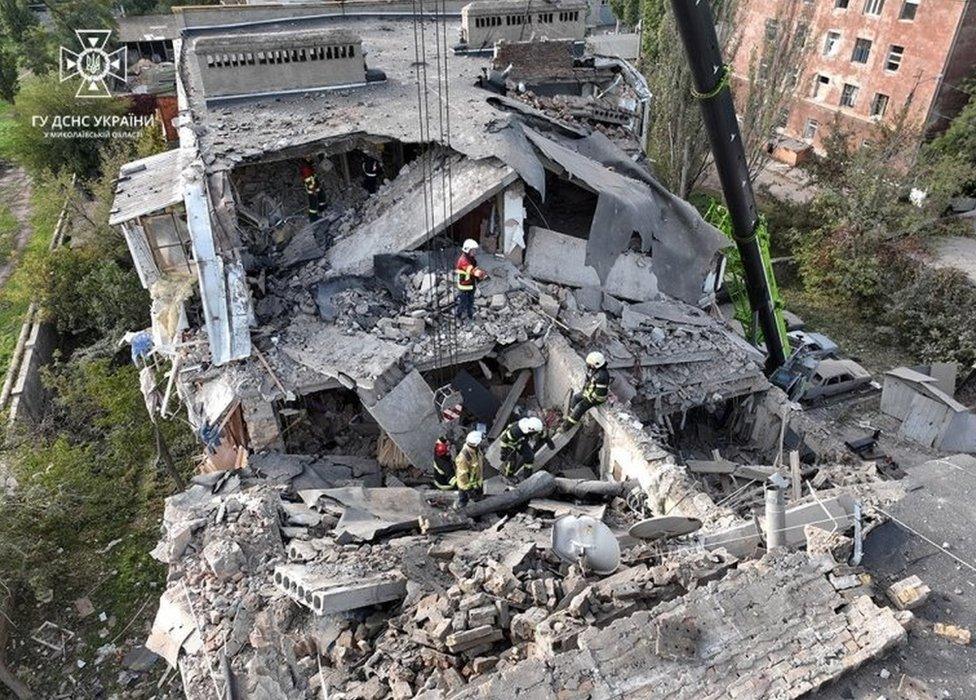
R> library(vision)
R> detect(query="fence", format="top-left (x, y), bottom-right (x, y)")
top-left (0, 184), bottom-right (73, 426)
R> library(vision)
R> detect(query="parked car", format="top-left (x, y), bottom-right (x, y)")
top-left (787, 330), bottom-right (839, 360)
top-left (802, 359), bottom-right (873, 401)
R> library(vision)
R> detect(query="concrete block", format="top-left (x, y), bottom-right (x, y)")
top-left (203, 539), bottom-right (245, 580)
top-left (934, 623), bottom-right (971, 646)
top-left (886, 575), bottom-right (930, 611)
top-left (396, 316), bottom-right (426, 338)
top-left (538, 292), bottom-right (560, 318)
top-left (446, 625), bottom-right (503, 653)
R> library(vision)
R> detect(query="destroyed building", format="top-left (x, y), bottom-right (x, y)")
top-left (108, 9), bottom-right (928, 700)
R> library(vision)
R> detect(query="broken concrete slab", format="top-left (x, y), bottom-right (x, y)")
top-left (146, 586), bottom-right (203, 668)
top-left (317, 486), bottom-right (441, 541)
top-left (700, 494), bottom-right (855, 557)
top-left (281, 329), bottom-right (408, 392)
top-left (359, 369), bottom-right (440, 471)
top-left (525, 227), bottom-right (659, 303)
top-left (497, 342), bottom-right (545, 373)
top-left (326, 156), bottom-right (517, 274)
top-left (488, 370), bottom-right (530, 440)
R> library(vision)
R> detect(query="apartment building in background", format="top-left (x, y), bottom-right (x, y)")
top-left (732, 0), bottom-right (976, 157)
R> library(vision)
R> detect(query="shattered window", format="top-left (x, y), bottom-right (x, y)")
top-left (143, 212), bottom-right (191, 274)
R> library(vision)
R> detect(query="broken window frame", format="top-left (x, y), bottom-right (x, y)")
top-left (811, 73), bottom-right (830, 99)
top-left (870, 92), bottom-right (889, 118)
top-left (885, 45), bottom-right (904, 71)
top-left (823, 30), bottom-right (841, 56)
top-left (141, 210), bottom-right (194, 275)
top-left (803, 118), bottom-right (820, 141)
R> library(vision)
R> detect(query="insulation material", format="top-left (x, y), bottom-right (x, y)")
top-left (149, 275), bottom-right (195, 350)
top-left (522, 127), bottom-right (728, 305)
top-left (358, 369), bottom-right (440, 472)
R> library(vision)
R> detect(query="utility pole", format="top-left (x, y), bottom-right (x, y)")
top-left (668, 0), bottom-right (787, 371)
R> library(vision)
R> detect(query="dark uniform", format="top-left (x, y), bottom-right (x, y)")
top-left (499, 422), bottom-right (551, 477)
top-left (362, 157), bottom-right (382, 194)
top-left (299, 160), bottom-right (327, 222)
top-left (561, 365), bottom-right (610, 430)
top-left (432, 437), bottom-right (455, 491)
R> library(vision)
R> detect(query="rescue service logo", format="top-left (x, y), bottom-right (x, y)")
top-left (59, 29), bottom-right (127, 99)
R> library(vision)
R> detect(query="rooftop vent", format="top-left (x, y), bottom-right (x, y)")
top-left (195, 28), bottom-right (367, 100)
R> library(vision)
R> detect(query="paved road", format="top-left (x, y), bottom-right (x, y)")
top-left (814, 454), bottom-right (976, 699)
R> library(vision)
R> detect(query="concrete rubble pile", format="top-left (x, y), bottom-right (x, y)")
top-left (509, 90), bottom-right (641, 152)
top-left (456, 551), bottom-right (908, 699)
top-left (145, 455), bottom-right (916, 699)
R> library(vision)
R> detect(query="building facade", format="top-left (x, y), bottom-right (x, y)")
top-left (732, 0), bottom-right (976, 155)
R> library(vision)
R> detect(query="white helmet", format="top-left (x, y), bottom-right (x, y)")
top-left (465, 430), bottom-right (483, 447)
top-left (462, 239), bottom-right (479, 254)
top-left (518, 416), bottom-right (544, 434)
top-left (586, 351), bottom-right (606, 369)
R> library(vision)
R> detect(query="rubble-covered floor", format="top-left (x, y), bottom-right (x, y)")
top-left (148, 453), bottom-right (919, 700)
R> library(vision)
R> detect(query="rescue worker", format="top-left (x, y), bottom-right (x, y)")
top-left (362, 155), bottom-right (382, 194)
top-left (454, 430), bottom-right (485, 508)
top-left (499, 416), bottom-right (550, 477)
top-left (560, 351), bottom-right (610, 431)
top-left (432, 436), bottom-right (455, 491)
top-left (455, 239), bottom-right (487, 321)
top-left (299, 157), bottom-right (328, 222)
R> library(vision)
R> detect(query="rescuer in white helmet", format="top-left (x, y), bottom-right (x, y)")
top-left (454, 239), bottom-right (488, 322)
top-left (454, 430), bottom-right (485, 507)
top-left (560, 351), bottom-right (610, 431)
top-left (498, 415), bottom-right (552, 478)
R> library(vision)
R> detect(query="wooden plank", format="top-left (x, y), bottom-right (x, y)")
top-left (790, 451), bottom-right (802, 501)
top-left (488, 370), bottom-right (531, 439)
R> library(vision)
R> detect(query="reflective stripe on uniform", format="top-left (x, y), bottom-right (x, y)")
top-left (456, 264), bottom-right (475, 291)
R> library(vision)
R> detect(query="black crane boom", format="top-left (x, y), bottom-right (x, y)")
top-left (668, 0), bottom-right (788, 372)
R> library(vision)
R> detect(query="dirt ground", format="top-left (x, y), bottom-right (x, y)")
top-left (0, 163), bottom-right (33, 287)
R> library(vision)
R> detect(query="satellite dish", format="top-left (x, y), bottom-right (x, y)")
top-left (628, 516), bottom-right (702, 541)
top-left (551, 515), bottom-right (620, 575)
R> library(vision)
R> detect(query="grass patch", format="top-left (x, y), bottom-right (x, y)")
top-left (780, 281), bottom-right (915, 374)
top-left (0, 101), bottom-right (13, 160)
top-left (0, 174), bottom-right (67, 379)
top-left (0, 204), bottom-right (17, 262)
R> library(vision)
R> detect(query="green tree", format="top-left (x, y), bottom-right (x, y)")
top-left (638, 0), bottom-right (666, 66)
top-left (45, 0), bottom-right (117, 52)
top-left (642, 0), bottom-right (741, 198)
top-left (924, 79), bottom-right (976, 196)
top-left (608, 0), bottom-right (641, 26)
top-left (0, 44), bottom-right (18, 102)
top-left (0, 0), bottom-right (53, 75)
top-left (3, 73), bottom-right (130, 177)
